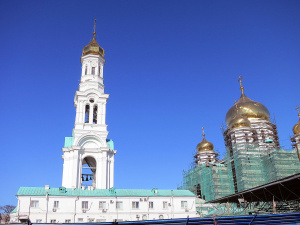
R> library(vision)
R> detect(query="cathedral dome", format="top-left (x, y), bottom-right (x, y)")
top-left (82, 31), bottom-right (104, 57)
top-left (229, 114), bottom-right (251, 129)
top-left (226, 93), bottom-right (270, 126)
top-left (293, 120), bottom-right (300, 135)
top-left (197, 138), bottom-right (214, 152)
top-left (196, 128), bottom-right (214, 152)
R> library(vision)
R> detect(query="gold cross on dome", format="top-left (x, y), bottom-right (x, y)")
top-left (297, 106), bottom-right (300, 118)
top-left (238, 75), bottom-right (244, 94)
top-left (93, 19), bottom-right (96, 38)
top-left (202, 126), bottom-right (205, 138)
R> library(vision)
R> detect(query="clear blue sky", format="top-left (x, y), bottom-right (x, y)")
top-left (1, 0), bottom-right (300, 206)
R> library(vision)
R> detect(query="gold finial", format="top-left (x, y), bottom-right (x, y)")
top-left (238, 75), bottom-right (244, 94)
top-left (93, 19), bottom-right (96, 39)
top-left (202, 126), bottom-right (205, 138)
top-left (297, 106), bottom-right (300, 119)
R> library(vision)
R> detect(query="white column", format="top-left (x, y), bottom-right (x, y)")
top-left (110, 155), bottom-right (114, 188)
top-left (97, 104), bottom-right (102, 125)
top-left (100, 65), bottom-right (103, 78)
top-left (102, 103), bottom-right (106, 124)
top-left (75, 102), bottom-right (79, 124)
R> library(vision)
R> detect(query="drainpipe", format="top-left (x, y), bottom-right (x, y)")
top-left (171, 190), bottom-right (174, 219)
top-left (147, 196), bottom-right (149, 220)
top-left (115, 191), bottom-right (118, 221)
top-left (28, 197), bottom-right (31, 222)
top-left (45, 192), bottom-right (49, 223)
top-left (16, 196), bottom-right (20, 221)
top-left (74, 196), bottom-right (79, 222)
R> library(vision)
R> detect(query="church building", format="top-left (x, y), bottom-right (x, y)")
top-left (182, 76), bottom-right (300, 203)
top-left (10, 23), bottom-right (197, 223)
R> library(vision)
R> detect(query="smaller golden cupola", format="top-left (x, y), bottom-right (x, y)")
top-left (82, 19), bottom-right (105, 57)
top-left (228, 100), bottom-right (251, 129)
top-left (196, 127), bottom-right (214, 152)
top-left (293, 106), bottom-right (300, 135)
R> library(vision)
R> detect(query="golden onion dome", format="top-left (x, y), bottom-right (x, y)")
top-left (82, 20), bottom-right (104, 57)
top-left (229, 114), bottom-right (251, 129)
top-left (293, 120), bottom-right (300, 135)
top-left (82, 35), bottom-right (105, 57)
top-left (226, 76), bottom-right (270, 126)
top-left (196, 127), bottom-right (214, 152)
top-left (293, 107), bottom-right (300, 134)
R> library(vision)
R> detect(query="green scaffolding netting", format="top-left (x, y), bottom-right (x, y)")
top-left (182, 143), bottom-right (300, 202)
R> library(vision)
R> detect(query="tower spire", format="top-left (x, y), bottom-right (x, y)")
top-left (93, 19), bottom-right (96, 39)
top-left (238, 75), bottom-right (244, 95)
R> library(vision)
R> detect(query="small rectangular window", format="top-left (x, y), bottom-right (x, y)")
top-left (36, 219), bottom-right (42, 223)
top-left (132, 201), bottom-right (139, 209)
top-left (99, 201), bottom-right (106, 209)
top-left (78, 218), bottom-right (83, 222)
top-left (181, 201), bottom-right (188, 208)
top-left (96, 219), bottom-right (106, 222)
top-left (50, 219), bottom-right (56, 223)
top-left (116, 201), bottom-right (123, 209)
top-left (92, 67), bottom-right (95, 75)
top-left (82, 201), bottom-right (88, 210)
top-left (65, 219), bottom-right (71, 223)
top-left (163, 201), bottom-right (168, 209)
top-left (54, 201), bottom-right (59, 208)
top-left (30, 200), bottom-right (39, 208)
top-left (149, 201), bottom-right (154, 209)
top-left (85, 66), bottom-right (87, 75)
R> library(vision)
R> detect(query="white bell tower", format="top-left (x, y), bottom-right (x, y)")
top-left (62, 20), bottom-right (116, 189)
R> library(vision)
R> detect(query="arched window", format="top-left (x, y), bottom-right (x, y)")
top-left (91, 67), bottom-right (95, 75)
top-left (93, 105), bottom-right (98, 124)
top-left (196, 184), bottom-right (201, 197)
top-left (85, 65), bottom-right (87, 75)
top-left (81, 156), bottom-right (96, 188)
top-left (85, 105), bottom-right (90, 123)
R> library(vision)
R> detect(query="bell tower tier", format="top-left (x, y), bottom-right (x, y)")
top-left (62, 22), bottom-right (116, 190)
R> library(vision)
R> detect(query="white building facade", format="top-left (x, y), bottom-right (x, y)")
top-left (11, 187), bottom-right (197, 223)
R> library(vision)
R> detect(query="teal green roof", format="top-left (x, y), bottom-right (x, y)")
top-left (106, 139), bottom-right (114, 150)
top-left (64, 137), bottom-right (74, 148)
top-left (16, 187), bottom-right (195, 197)
top-left (11, 207), bottom-right (17, 214)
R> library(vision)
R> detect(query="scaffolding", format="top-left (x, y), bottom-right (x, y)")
top-left (182, 143), bottom-right (300, 203)
top-left (183, 162), bottom-right (235, 202)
